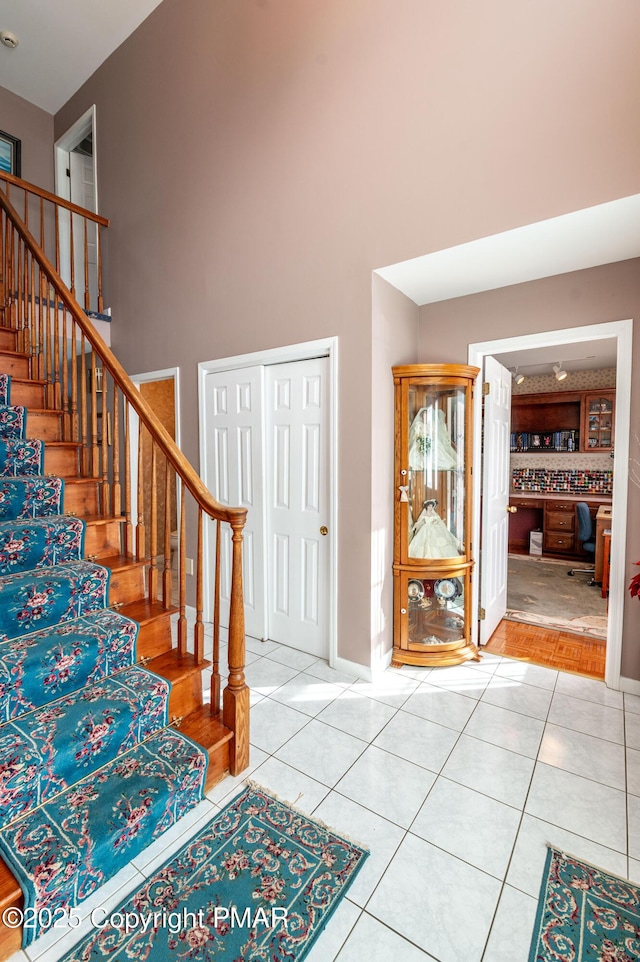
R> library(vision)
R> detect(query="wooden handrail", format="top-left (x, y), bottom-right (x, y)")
top-left (0, 171), bottom-right (109, 227)
top-left (0, 186), bottom-right (245, 529)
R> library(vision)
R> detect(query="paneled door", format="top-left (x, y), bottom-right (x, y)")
top-left (203, 365), bottom-right (267, 642)
top-left (480, 356), bottom-right (511, 643)
top-left (203, 356), bottom-right (330, 657)
top-left (265, 358), bottom-right (329, 657)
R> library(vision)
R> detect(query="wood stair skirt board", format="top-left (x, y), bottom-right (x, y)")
top-left (0, 339), bottom-right (234, 958)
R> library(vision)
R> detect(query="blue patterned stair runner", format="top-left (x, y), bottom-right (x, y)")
top-left (0, 365), bottom-right (209, 950)
top-left (0, 727), bottom-right (207, 944)
top-left (0, 438), bottom-right (44, 476)
top-left (0, 560), bottom-right (110, 641)
top-left (0, 666), bottom-right (170, 827)
top-left (0, 406), bottom-right (26, 440)
top-left (0, 374), bottom-right (10, 406)
top-left (0, 610), bottom-right (138, 722)
top-left (0, 515), bottom-right (85, 575)
top-left (0, 475), bottom-right (64, 519)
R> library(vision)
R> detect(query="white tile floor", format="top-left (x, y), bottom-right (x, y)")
top-left (9, 628), bottom-right (640, 962)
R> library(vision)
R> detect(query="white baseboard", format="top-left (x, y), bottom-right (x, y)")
top-left (619, 676), bottom-right (640, 697)
top-left (332, 654), bottom-right (374, 683)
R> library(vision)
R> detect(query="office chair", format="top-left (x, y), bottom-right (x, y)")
top-left (567, 501), bottom-right (596, 584)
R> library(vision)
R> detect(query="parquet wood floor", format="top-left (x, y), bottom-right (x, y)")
top-left (484, 618), bottom-right (606, 679)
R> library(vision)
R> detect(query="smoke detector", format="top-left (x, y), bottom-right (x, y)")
top-left (0, 31), bottom-right (19, 49)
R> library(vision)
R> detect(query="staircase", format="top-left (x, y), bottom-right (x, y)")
top-left (0, 175), bottom-right (249, 955)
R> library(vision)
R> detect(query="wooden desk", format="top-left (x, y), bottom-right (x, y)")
top-left (595, 505), bottom-right (612, 583)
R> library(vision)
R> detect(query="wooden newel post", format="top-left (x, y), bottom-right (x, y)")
top-left (223, 515), bottom-right (249, 775)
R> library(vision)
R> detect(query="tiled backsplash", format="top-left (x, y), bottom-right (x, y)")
top-left (512, 467), bottom-right (613, 494)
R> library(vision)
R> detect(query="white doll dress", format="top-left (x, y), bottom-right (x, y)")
top-left (409, 502), bottom-right (462, 559)
top-left (408, 407), bottom-right (458, 472)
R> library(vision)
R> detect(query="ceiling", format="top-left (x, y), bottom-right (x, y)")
top-left (376, 194), bottom-right (640, 308)
top-left (0, 0), bottom-right (164, 113)
top-left (376, 193), bottom-right (640, 374)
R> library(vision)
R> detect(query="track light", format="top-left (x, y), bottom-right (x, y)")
top-left (512, 367), bottom-right (525, 385)
top-left (553, 362), bottom-right (568, 381)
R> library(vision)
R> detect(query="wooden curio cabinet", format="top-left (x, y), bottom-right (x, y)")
top-left (392, 364), bottom-right (480, 668)
top-left (581, 392), bottom-right (615, 451)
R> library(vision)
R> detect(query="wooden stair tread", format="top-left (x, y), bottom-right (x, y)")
top-left (120, 598), bottom-right (177, 624)
top-left (180, 704), bottom-right (233, 748)
top-left (147, 650), bottom-right (211, 684)
top-left (83, 514), bottom-right (126, 526)
top-left (97, 552), bottom-right (144, 572)
top-left (39, 440), bottom-right (80, 449)
top-left (8, 377), bottom-right (46, 387)
top-left (0, 349), bottom-right (29, 361)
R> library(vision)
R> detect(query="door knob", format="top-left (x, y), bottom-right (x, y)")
top-left (320, 526), bottom-right (328, 536)
top-left (506, 505), bottom-right (518, 513)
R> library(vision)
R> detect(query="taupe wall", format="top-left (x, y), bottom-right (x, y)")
top-left (371, 275), bottom-right (419, 661)
top-left (53, 0), bottom-right (640, 669)
top-left (419, 259), bottom-right (640, 680)
top-left (0, 85), bottom-right (53, 189)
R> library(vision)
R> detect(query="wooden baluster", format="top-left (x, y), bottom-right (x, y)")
top-left (148, 440), bottom-right (158, 604)
top-left (124, 399), bottom-right (133, 556)
top-left (53, 283), bottom-right (61, 410)
top-left (162, 458), bottom-right (172, 609)
top-left (223, 518), bottom-right (249, 775)
top-left (38, 200), bottom-right (46, 382)
top-left (30, 252), bottom-right (38, 377)
top-left (61, 310), bottom-right (70, 439)
top-left (54, 205), bottom-right (60, 276)
top-left (90, 353), bottom-right (99, 476)
top-left (136, 419), bottom-right (146, 561)
top-left (16, 235), bottom-right (23, 351)
top-left (194, 508), bottom-right (204, 664)
top-left (112, 387), bottom-right (121, 516)
top-left (97, 226), bottom-right (104, 314)
top-left (177, 485), bottom-right (187, 656)
top-left (83, 217), bottom-right (90, 310)
top-left (100, 368), bottom-right (109, 513)
top-left (69, 207), bottom-right (75, 300)
top-left (4, 216), bottom-right (12, 326)
top-left (80, 332), bottom-right (88, 474)
top-left (211, 518), bottom-right (222, 715)
top-left (22, 199), bottom-right (29, 357)
top-left (70, 319), bottom-right (78, 444)
top-left (0, 209), bottom-right (4, 323)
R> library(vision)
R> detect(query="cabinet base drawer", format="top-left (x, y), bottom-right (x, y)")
top-left (544, 532), bottom-right (575, 553)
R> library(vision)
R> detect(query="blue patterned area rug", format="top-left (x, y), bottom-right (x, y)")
top-left (529, 847), bottom-right (640, 960)
top-left (59, 783), bottom-right (368, 961)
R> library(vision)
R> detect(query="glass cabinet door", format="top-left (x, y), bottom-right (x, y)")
top-left (402, 572), bottom-right (468, 651)
top-left (585, 394), bottom-right (614, 450)
top-left (406, 383), bottom-right (466, 561)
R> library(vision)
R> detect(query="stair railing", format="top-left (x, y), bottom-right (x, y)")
top-left (0, 171), bottom-right (107, 319)
top-left (0, 179), bottom-right (249, 775)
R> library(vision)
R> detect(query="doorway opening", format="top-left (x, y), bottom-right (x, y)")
top-left (129, 368), bottom-right (181, 598)
top-left (54, 106), bottom-right (100, 311)
top-left (469, 319), bottom-right (632, 689)
top-left (198, 338), bottom-right (338, 667)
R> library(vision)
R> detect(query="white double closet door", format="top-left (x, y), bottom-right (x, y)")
top-left (204, 357), bottom-right (329, 658)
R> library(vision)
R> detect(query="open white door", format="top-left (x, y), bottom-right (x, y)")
top-left (479, 356), bottom-right (512, 643)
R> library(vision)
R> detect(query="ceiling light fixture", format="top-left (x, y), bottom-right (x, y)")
top-left (553, 362), bottom-right (568, 381)
top-left (512, 367), bottom-right (525, 385)
top-left (0, 31), bottom-right (19, 49)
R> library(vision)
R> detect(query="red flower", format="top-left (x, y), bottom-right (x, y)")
top-left (630, 561), bottom-right (640, 600)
